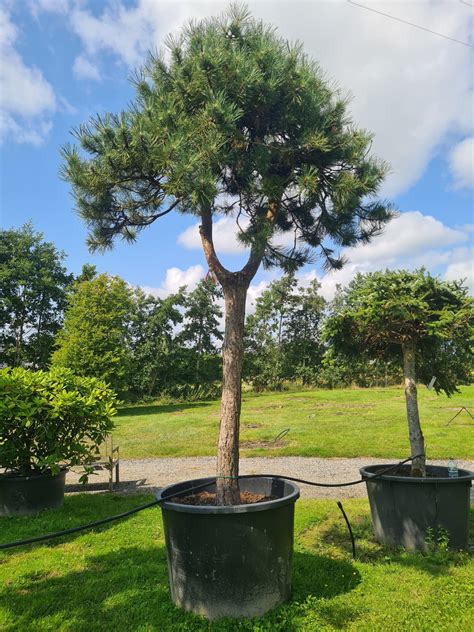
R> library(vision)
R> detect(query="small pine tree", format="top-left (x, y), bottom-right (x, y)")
top-left (324, 269), bottom-right (473, 476)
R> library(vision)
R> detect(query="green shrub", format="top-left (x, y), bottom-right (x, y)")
top-left (0, 367), bottom-right (117, 476)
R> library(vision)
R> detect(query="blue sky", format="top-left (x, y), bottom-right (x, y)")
top-left (1, 0), bottom-right (473, 303)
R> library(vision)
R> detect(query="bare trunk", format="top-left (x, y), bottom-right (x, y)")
top-left (198, 205), bottom-right (270, 505)
top-left (216, 282), bottom-right (247, 505)
top-left (402, 341), bottom-right (426, 476)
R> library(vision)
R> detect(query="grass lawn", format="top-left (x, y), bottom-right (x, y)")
top-left (115, 385), bottom-right (474, 460)
top-left (0, 494), bottom-right (472, 631)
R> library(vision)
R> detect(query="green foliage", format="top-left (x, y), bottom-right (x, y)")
top-left (178, 278), bottom-right (223, 383)
top-left (324, 269), bottom-right (473, 396)
top-left (128, 288), bottom-right (185, 398)
top-left (52, 274), bottom-right (135, 396)
top-left (245, 275), bottom-right (326, 388)
top-left (0, 367), bottom-right (117, 476)
top-left (0, 223), bottom-right (73, 369)
top-left (317, 348), bottom-right (403, 389)
top-left (61, 5), bottom-right (392, 273)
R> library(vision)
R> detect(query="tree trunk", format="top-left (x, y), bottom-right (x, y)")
top-left (216, 282), bottom-right (247, 504)
top-left (402, 341), bottom-right (426, 476)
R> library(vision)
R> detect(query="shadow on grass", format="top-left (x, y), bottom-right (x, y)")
top-left (0, 545), bottom-right (360, 631)
top-left (117, 401), bottom-right (212, 418)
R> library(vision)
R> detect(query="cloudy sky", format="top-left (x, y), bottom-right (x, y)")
top-left (1, 0), bottom-right (473, 307)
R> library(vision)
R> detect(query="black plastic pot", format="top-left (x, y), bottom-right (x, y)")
top-left (0, 469), bottom-right (67, 516)
top-left (157, 476), bottom-right (300, 620)
top-left (360, 464), bottom-right (473, 551)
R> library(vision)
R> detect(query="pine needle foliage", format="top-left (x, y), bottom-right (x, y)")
top-left (325, 269), bottom-right (473, 396)
top-left (61, 4), bottom-right (392, 272)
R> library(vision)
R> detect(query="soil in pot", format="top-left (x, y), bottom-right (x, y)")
top-left (172, 490), bottom-right (277, 505)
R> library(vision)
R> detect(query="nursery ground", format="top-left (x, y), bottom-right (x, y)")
top-left (115, 385), bottom-right (474, 460)
top-left (0, 494), bottom-right (472, 631)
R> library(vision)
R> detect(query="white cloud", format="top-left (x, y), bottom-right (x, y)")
top-left (0, 8), bottom-right (56, 145)
top-left (444, 247), bottom-right (474, 293)
top-left (315, 211), bottom-right (469, 299)
top-left (29, 0), bottom-right (70, 16)
top-left (73, 55), bottom-right (101, 81)
top-left (178, 217), bottom-right (247, 255)
top-left (347, 211), bottom-right (466, 265)
top-left (64, 1), bottom-right (473, 197)
top-left (246, 280), bottom-right (270, 313)
top-left (70, 2), bottom-right (162, 68)
top-left (141, 264), bottom-right (205, 298)
top-left (449, 137), bottom-right (474, 189)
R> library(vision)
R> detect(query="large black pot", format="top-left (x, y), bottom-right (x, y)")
top-left (0, 469), bottom-right (67, 516)
top-left (157, 476), bottom-right (300, 620)
top-left (360, 464), bottom-right (473, 551)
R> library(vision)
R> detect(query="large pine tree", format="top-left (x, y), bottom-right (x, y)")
top-left (62, 6), bottom-right (392, 503)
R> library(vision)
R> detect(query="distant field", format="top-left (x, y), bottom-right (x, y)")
top-left (114, 385), bottom-right (474, 460)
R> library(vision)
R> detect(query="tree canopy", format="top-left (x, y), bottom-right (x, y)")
top-left (62, 4), bottom-right (392, 275)
top-left (325, 269), bottom-right (473, 396)
top-left (0, 223), bottom-right (73, 369)
top-left (52, 273), bottom-right (135, 395)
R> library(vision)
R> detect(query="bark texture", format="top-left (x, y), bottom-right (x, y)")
top-left (199, 206), bottom-right (269, 504)
top-left (402, 341), bottom-right (426, 476)
top-left (216, 283), bottom-right (248, 504)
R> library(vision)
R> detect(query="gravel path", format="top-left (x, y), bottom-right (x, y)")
top-left (66, 456), bottom-right (474, 500)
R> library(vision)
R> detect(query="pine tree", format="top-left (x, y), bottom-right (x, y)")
top-left (61, 5), bottom-right (392, 503)
top-left (324, 269), bottom-right (473, 476)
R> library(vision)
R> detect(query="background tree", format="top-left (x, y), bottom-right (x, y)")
top-left (52, 273), bottom-right (134, 395)
top-left (61, 6), bottom-right (392, 503)
top-left (283, 278), bottom-right (326, 384)
top-left (179, 278), bottom-right (223, 383)
top-left (245, 275), bottom-right (296, 390)
top-left (324, 269), bottom-right (473, 476)
top-left (245, 275), bottom-right (325, 388)
top-left (0, 223), bottom-right (73, 369)
top-left (129, 288), bottom-right (184, 398)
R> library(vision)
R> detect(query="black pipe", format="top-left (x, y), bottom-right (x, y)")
top-left (337, 501), bottom-right (356, 559)
top-left (0, 454), bottom-right (423, 551)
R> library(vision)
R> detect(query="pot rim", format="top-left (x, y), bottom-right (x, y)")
top-left (157, 475), bottom-right (300, 514)
top-left (0, 467), bottom-right (68, 482)
top-left (360, 463), bottom-right (474, 483)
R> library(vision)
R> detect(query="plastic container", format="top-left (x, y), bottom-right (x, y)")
top-left (0, 469), bottom-right (67, 516)
top-left (157, 476), bottom-right (300, 620)
top-left (360, 464), bottom-right (473, 551)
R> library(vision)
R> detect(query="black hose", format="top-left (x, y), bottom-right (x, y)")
top-left (337, 501), bottom-right (356, 559)
top-left (0, 454), bottom-right (423, 551)
top-left (231, 453), bottom-right (424, 488)
top-left (0, 480), bottom-right (213, 551)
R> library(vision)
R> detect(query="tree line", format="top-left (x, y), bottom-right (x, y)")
top-left (1, 223), bottom-right (471, 400)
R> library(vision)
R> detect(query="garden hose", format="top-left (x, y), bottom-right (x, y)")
top-left (0, 454), bottom-right (423, 552)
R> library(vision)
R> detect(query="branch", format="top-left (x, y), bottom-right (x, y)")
top-left (199, 208), bottom-right (231, 284)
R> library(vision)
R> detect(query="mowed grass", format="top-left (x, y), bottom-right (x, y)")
top-left (0, 494), bottom-right (472, 631)
top-left (115, 385), bottom-right (474, 459)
